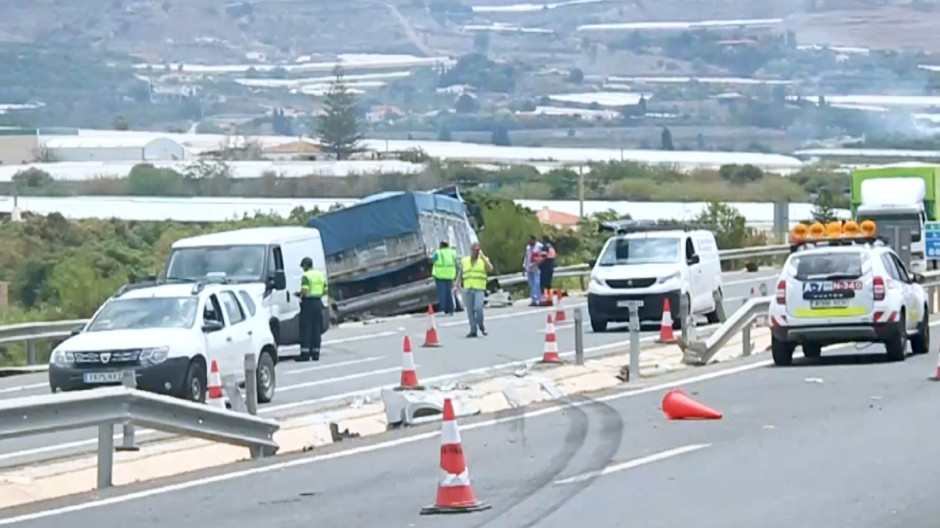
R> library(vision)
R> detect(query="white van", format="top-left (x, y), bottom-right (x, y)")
top-left (164, 227), bottom-right (329, 359)
top-left (586, 229), bottom-right (724, 332)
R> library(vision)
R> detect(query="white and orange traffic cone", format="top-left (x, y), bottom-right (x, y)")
top-left (554, 290), bottom-right (566, 323)
top-left (400, 335), bottom-right (421, 388)
top-left (539, 314), bottom-right (563, 363)
top-left (207, 359), bottom-right (224, 408)
top-left (420, 398), bottom-right (491, 515)
top-left (657, 298), bottom-right (676, 344)
top-left (423, 304), bottom-right (442, 348)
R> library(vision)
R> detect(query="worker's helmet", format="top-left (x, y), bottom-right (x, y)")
top-left (300, 257), bottom-right (313, 269)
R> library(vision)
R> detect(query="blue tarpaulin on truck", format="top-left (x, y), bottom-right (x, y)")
top-left (307, 191), bottom-right (468, 256)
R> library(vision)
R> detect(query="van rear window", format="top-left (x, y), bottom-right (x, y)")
top-left (792, 253), bottom-right (864, 281)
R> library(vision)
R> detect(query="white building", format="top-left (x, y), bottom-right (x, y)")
top-left (41, 136), bottom-right (187, 162)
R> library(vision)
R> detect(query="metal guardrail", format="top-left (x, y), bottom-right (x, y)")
top-left (679, 269), bottom-right (940, 365)
top-left (491, 244), bottom-right (790, 288)
top-left (0, 384), bottom-right (279, 489)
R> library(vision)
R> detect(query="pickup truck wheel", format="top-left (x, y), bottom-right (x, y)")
top-left (182, 360), bottom-right (206, 403)
top-left (802, 342), bottom-right (822, 359)
top-left (910, 309), bottom-right (930, 355)
top-left (256, 349), bottom-right (276, 404)
top-left (884, 313), bottom-right (907, 362)
top-left (772, 338), bottom-right (794, 366)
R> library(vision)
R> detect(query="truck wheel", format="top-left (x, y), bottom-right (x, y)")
top-left (772, 338), bottom-right (794, 366)
top-left (884, 313), bottom-right (907, 362)
top-left (256, 348), bottom-right (277, 404)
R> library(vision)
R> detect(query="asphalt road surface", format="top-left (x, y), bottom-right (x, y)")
top-left (0, 270), bottom-right (777, 469)
top-left (6, 318), bottom-right (939, 527)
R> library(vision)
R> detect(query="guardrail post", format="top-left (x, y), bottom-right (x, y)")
top-left (97, 423), bottom-right (113, 489)
top-left (742, 320), bottom-right (752, 357)
top-left (116, 369), bottom-right (139, 452)
top-left (627, 301), bottom-right (643, 383)
top-left (25, 340), bottom-right (35, 365)
top-left (574, 307), bottom-right (584, 365)
top-left (244, 352), bottom-right (262, 459)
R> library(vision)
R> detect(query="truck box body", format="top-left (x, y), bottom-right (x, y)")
top-left (850, 164), bottom-right (940, 220)
top-left (307, 190), bottom-right (478, 319)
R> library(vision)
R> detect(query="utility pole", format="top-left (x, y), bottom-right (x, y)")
top-left (578, 165), bottom-right (585, 218)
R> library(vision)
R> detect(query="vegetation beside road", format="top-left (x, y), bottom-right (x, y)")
top-left (0, 192), bottom-right (767, 366)
top-left (8, 159), bottom-right (848, 206)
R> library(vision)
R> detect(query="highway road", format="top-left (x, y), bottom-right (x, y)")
top-left (0, 270), bottom-right (778, 469)
top-left (5, 319), bottom-right (939, 527)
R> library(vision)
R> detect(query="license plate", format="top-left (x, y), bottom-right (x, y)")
top-left (617, 300), bottom-right (642, 308)
top-left (82, 372), bottom-right (124, 384)
top-left (810, 300), bottom-right (850, 309)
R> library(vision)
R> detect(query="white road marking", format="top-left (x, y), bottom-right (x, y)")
top-left (0, 359), bottom-right (774, 526)
top-left (323, 331), bottom-right (398, 345)
top-left (276, 366), bottom-right (407, 393)
top-left (553, 443), bottom-right (712, 485)
top-left (724, 276), bottom-right (777, 287)
top-left (0, 382), bottom-right (46, 394)
top-left (283, 356), bottom-right (384, 375)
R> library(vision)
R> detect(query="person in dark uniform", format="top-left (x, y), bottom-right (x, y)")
top-left (297, 257), bottom-right (327, 361)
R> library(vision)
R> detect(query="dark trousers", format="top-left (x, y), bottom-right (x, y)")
top-left (300, 297), bottom-right (323, 358)
top-left (435, 278), bottom-right (455, 314)
top-left (539, 258), bottom-right (555, 292)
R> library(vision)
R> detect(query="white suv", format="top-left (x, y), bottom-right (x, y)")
top-left (769, 238), bottom-right (929, 365)
top-left (49, 281), bottom-right (279, 403)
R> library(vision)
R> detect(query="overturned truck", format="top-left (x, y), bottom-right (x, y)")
top-left (308, 189), bottom-right (479, 323)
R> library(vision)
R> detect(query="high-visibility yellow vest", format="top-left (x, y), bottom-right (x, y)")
top-left (461, 255), bottom-right (488, 290)
top-left (432, 247), bottom-right (457, 280)
top-left (301, 269), bottom-right (327, 297)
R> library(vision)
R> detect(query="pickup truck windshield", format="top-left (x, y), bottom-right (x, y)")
top-left (166, 246), bottom-right (266, 282)
top-left (87, 297), bottom-right (198, 331)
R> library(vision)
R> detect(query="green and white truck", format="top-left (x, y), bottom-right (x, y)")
top-left (850, 163), bottom-right (940, 273)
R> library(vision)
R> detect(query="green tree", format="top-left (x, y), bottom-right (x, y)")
top-left (810, 188), bottom-right (837, 223)
top-left (660, 127), bottom-right (674, 150)
top-left (568, 68), bottom-right (584, 84)
top-left (316, 66), bottom-right (363, 160)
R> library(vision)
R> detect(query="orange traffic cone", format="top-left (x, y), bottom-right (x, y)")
top-left (400, 335), bottom-right (421, 388)
top-left (539, 314), bottom-right (563, 364)
top-left (657, 298), bottom-right (676, 344)
top-left (423, 305), bottom-right (442, 348)
top-left (420, 398), bottom-right (491, 515)
top-left (554, 290), bottom-right (566, 322)
top-left (207, 359), bottom-right (224, 408)
top-left (661, 389), bottom-right (722, 420)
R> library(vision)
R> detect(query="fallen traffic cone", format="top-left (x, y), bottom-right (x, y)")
top-left (661, 389), bottom-right (722, 420)
top-left (423, 304), bottom-right (442, 348)
top-left (539, 314), bottom-right (563, 364)
top-left (554, 290), bottom-right (566, 322)
top-left (657, 298), bottom-right (676, 344)
top-left (207, 359), bottom-right (224, 408)
top-left (400, 335), bottom-right (421, 388)
top-left (420, 398), bottom-right (491, 515)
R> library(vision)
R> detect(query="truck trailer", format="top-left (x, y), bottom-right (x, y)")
top-left (308, 189), bottom-right (479, 322)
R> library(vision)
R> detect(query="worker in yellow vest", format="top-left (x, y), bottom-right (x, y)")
top-left (431, 241), bottom-right (458, 315)
top-left (458, 242), bottom-right (494, 338)
top-left (297, 257), bottom-right (327, 361)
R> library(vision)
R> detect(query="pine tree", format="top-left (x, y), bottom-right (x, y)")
top-left (316, 66), bottom-right (363, 160)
